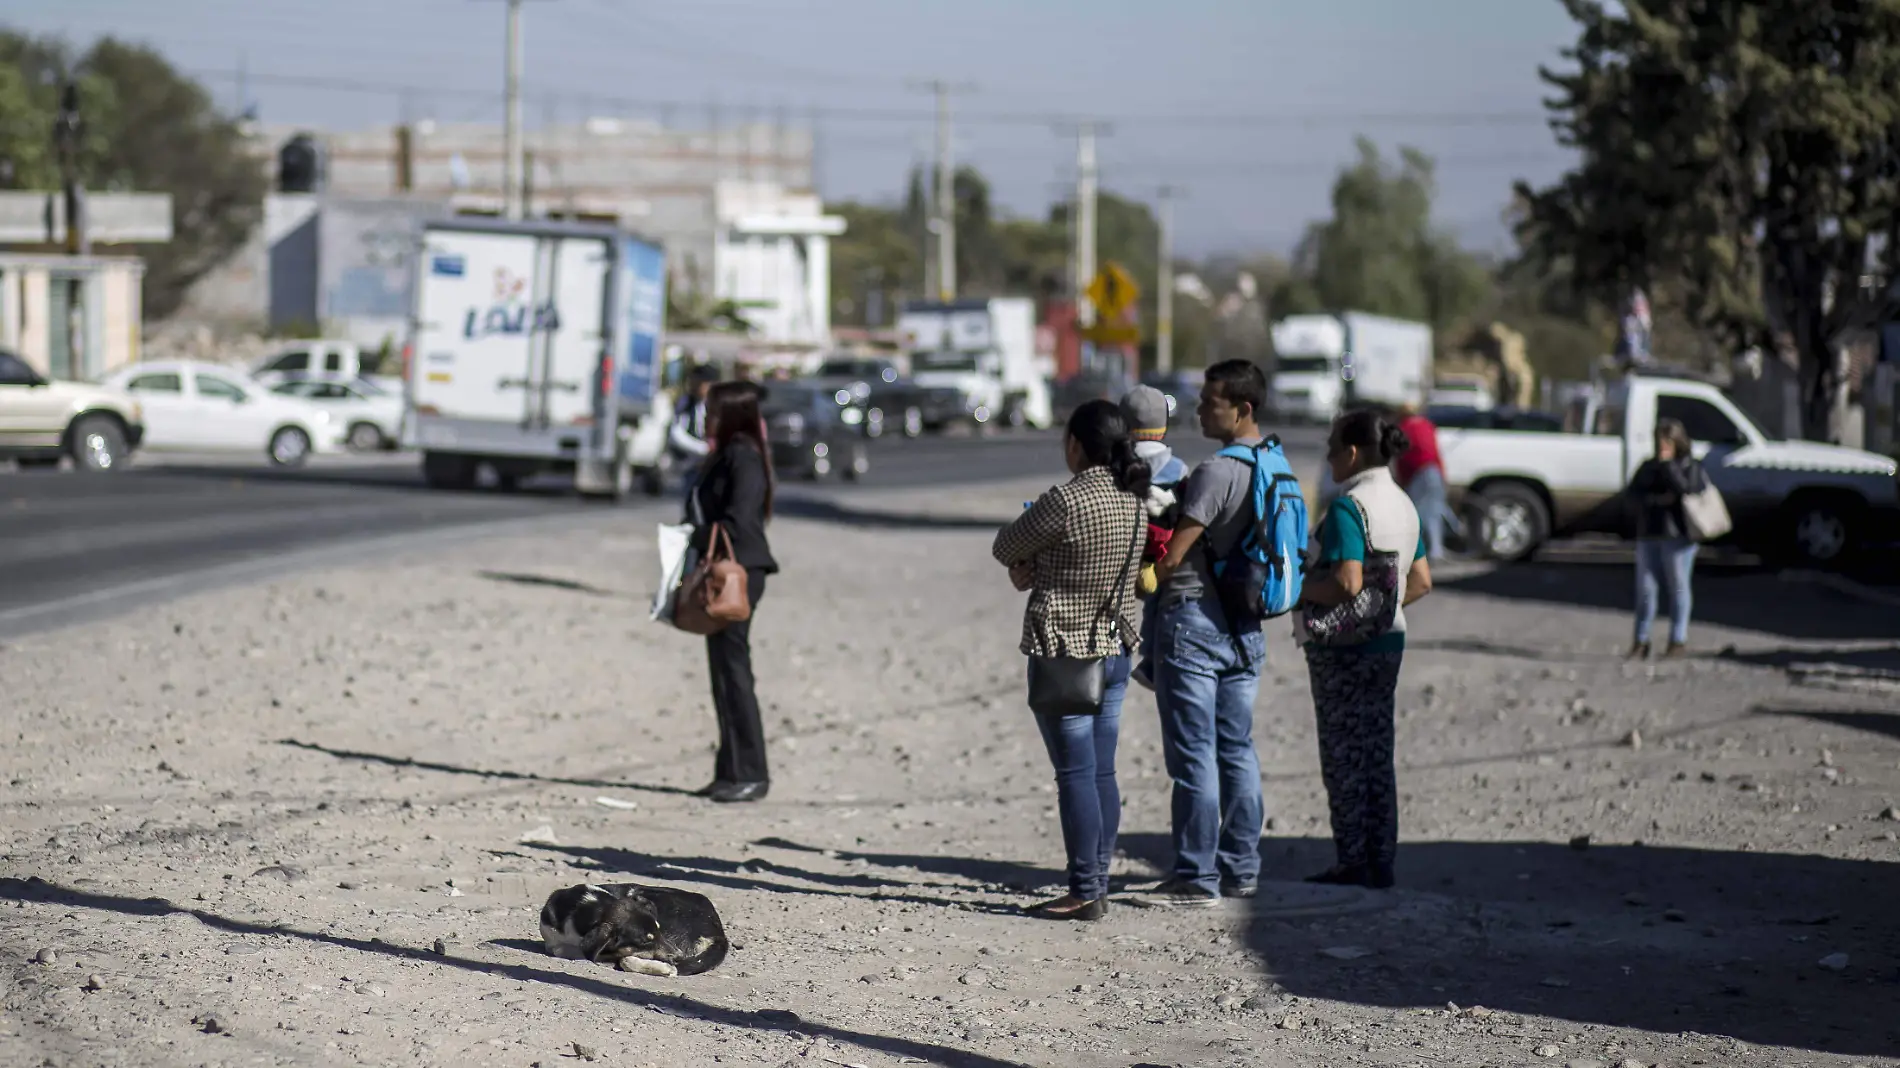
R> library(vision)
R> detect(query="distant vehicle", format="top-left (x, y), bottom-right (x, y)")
top-left (806, 356), bottom-right (962, 437)
top-left (1140, 369), bottom-right (1204, 425)
top-left (1270, 312), bottom-right (1433, 423)
top-left (1442, 371), bottom-right (1900, 565)
top-left (761, 381), bottom-right (871, 481)
top-left (270, 377), bottom-right (405, 451)
top-left (104, 359), bottom-right (345, 467)
top-left (1427, 405), bottom-right (1563, 433)
top-left (899, 298), bottom-right (1054, 429)
top-left (0, 349), bottom-right (144, 473)
top-left (1429, 378), bottom-right (1497, 411)
top-left (1051, 367), bottom-right (1126, 426)
top-left (404, 218), bottom-right (671, 498)
top-left (251, 340), bottom-right (401, 394)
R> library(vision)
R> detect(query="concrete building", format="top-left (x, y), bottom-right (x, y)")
top-left (177, 121), bottom-right (843, 351)
top-left (0, 254), bottom-right (146, 380)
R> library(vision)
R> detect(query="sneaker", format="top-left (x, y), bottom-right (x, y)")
top-left (1219, 880), bottom-right (1258, 900)
top-left (1131, 662), bottom-right (1155, 691)
top-left (1127, 878), bottom-right (1220, 909)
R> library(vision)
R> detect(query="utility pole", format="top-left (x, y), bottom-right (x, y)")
top-left (53, 82), bottom-right (86, 256)
top-left (908, 79), bottom-right (973, 302)
top-left (502, 0), bottom-right (525, 219)
top-left (1155, 185), bottom-right (1182, 373)
top-left (1064, 122), bottom-right (1108, 326)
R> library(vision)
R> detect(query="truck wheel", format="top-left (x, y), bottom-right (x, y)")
top-left (1781, 495), bottom-right (1859, 566)
top-left (422, 451), bottom-right (478, 490)
top-left (640, 465), bottom-right (666, 497)
top-left (1470, 482), bottom-right (1549, 562)
top-left (68, 414), bottom-right (128, 473)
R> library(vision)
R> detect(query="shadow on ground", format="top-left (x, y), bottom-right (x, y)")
top-left (0, 877), bottom-right (1032, 1068)
top-left (1756, 703), bottom-right (1900, 744)
top-left (276, 738), bottom-right (695, 796)
top-left (1436, 560), bottom-right (1897, 642)
top-left (477, 570), bottom-right (623, 598)
top-left (773, 497), bottom-right (1011, 532)
top-left (522, 842), bottom-right (1025, 917)
top-left (1114, 832), bottom-right (1900, 1057)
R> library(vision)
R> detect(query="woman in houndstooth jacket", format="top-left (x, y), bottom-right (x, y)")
top-left (992, 399), bottom-right (1150, 921)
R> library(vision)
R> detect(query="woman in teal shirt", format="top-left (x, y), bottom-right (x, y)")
top-left (1300, 409), bottom-right (1434, 890)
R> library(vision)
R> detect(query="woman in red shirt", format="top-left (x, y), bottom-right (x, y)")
top-left (1393, 403), bottom-right (1449, 560)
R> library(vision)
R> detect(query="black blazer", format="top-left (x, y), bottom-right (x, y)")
top-left (690, 439), bottom-right (778, 573)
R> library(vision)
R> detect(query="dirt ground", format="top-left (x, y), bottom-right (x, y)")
top-left (2, 476), bottom-right (1897, 1068)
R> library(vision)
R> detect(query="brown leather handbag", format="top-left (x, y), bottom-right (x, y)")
top-left (672, 523), bottom-right (751, 635)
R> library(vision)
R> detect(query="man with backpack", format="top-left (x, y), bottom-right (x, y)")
top-left (1132, 359), bottom-right (1306, 908)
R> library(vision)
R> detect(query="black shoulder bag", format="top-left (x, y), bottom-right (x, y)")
top-left (1026, 505), bottom-right (1143, 718)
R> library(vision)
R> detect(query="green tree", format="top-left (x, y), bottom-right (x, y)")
top-left (1287, 137), bottom-right (1494, 339)
top-left (0, 32), bottom-right (266, 321)
top-left (1516, 0), bottom-right (1900, 438)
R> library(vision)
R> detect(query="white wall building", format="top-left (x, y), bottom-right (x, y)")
top-left (711, 180), bottom-right (844, 348)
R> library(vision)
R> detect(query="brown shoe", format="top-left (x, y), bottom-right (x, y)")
top-left (1662, 642), bottom-right (1688, 660)
top-left (1625, 642), bottom-right (1650, 660)
top-left (1026, 895), bottom-right (1106, 921)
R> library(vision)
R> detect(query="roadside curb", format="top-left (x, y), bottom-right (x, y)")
top-left (1778, 568), bottom-right (1900, 610)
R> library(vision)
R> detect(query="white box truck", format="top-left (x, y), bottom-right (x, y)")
top-left (404, 218), bottom-right (671, 498)
top-left (1270, 312), bottom-right (1433, 423)
top-left (898, 297), bottom-right (1053, 429)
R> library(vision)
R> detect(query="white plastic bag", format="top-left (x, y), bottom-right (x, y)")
top-left (650, 522), bottom-right (696, 623)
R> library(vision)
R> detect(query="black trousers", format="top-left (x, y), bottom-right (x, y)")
top-left (706, 569), bottom-right (769, 784)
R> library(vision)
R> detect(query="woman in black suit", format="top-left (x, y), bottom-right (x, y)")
top-left (689, 381), bottom-right (779, 802)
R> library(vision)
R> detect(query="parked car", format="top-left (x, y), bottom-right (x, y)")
top-left (807, 356), bottom-right (962, 437)
top-left (251, 340), bottom-right (401, 394)
top-left (1441, 371), bottom-right (1900, 565)
top-left (761, 381), bottom-right (871, 481)
top-left (1140, 369), bottom-right (1204, 426)
top-left (269, 376), bottom-right (405, 451)
top-left (0, 349), bottom-right (144, 473)
top-left (103, 360), bottom-right (347, 468)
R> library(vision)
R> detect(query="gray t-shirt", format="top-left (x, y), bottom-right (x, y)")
top-left (1162, 436), bottom-right (1263, 602)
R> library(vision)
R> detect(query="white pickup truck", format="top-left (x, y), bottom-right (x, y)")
top-left (1444, 371), bottom-right (1900, 565)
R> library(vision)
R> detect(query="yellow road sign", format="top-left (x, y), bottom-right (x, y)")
top-left (1086, 262), bottom-right (1139, 321)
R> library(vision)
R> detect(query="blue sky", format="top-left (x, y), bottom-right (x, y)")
top-left (13, 0), bottom-right (1583, 258)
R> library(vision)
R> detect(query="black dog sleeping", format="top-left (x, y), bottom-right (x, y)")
top-left (538, 883), bottom-right (729, 977)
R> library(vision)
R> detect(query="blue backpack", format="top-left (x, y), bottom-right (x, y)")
top-left (1205, 436), bottom-right (1307, 621)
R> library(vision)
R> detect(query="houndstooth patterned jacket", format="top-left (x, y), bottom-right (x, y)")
top-left (991, 465), bottom-right (1145, 658)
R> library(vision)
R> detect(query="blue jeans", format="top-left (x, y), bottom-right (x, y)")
top-left (1152, 596), bottom-right (1267, 893)
top-left (1634, 537), bottom-right (1698, 645)
top-left (1033, 653), bottom-right (1132, 901)
top-left (1406, 465), bottom-right (1451, 560)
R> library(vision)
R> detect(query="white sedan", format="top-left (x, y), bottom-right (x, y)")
top-left (103, 360), bottom-right (347, 468)
top-left (268, 377), bottom-right (405, 452)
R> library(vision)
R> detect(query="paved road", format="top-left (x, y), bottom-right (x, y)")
top-left (0, 427), bottom-right (1328, 636)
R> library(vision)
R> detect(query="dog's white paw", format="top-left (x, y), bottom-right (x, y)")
top-left (616, 957), bottom-right (678, 978)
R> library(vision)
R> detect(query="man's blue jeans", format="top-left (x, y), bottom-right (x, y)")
top-left (1152, 595), bottom-right (1266, 893)
top-left (1406, 465), bottom-right (1452, 560)
top-left (1033, 653), bottom-right (1132, 901)
top-left (1634, 536), bottom-right (1698, 645)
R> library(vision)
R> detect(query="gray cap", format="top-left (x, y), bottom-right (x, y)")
top-left (1120, 385), bottom-right (1170, 440)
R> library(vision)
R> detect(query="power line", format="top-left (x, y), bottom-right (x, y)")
top-left (188, 67), bottom-right (1550, 129)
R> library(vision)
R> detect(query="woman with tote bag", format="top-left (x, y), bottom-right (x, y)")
top-left (991, 400), bottom-right (1149, 921)
top-left (1626, 417), bottom-right (1720, 660)
top-left (686, 381), bottom-right (779, 802)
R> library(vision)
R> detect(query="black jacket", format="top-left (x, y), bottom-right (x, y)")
top-left (690, 439), bottom-right (778, 573)
top-left (1627, 456), bottom-right (1706, 539)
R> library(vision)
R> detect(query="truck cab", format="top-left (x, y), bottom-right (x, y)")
top-left (898, 298), bottom-right (1053, 430)
top-left (1442, 371), bottom-right (1900, 565)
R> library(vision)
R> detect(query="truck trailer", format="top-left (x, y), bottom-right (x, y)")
top-left (403, 218), bottom-right (671, 498)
